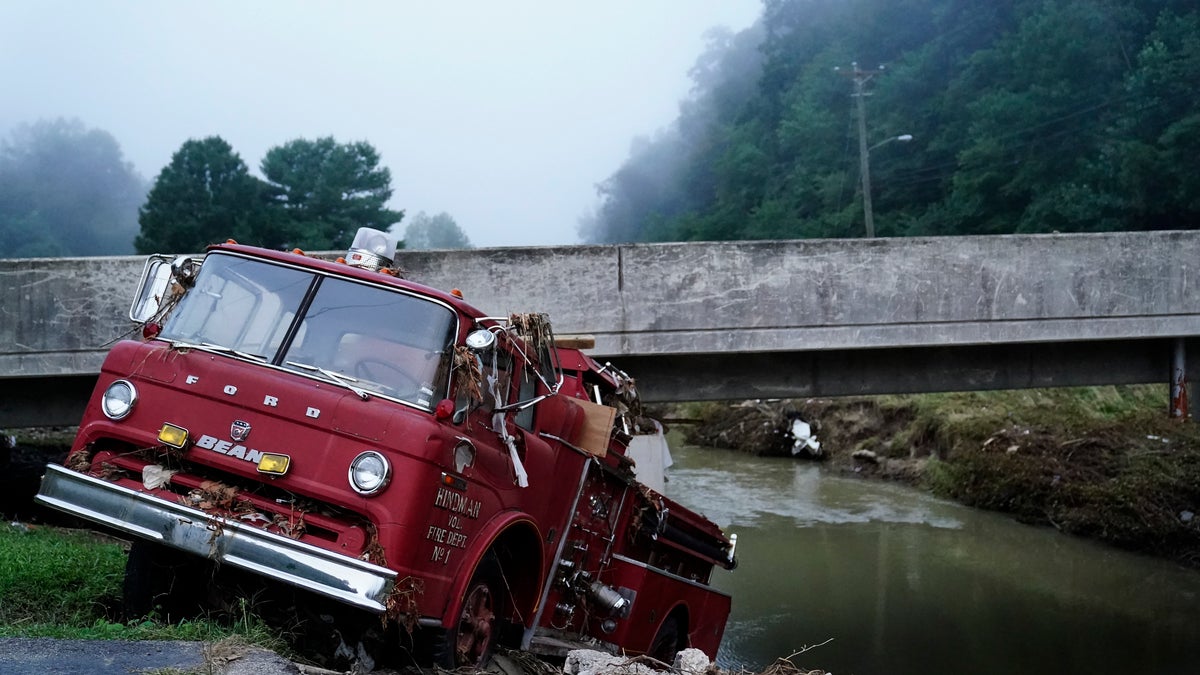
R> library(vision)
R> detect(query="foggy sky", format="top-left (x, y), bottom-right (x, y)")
top-left (0, 1), bottom-right (760, 248)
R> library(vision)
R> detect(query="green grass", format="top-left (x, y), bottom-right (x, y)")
top-left (0, 523), bottom-right (288, 652)
top-left (880, 384), bottom-right (1176, 450)
top-left (0, 524), bottom-right (125, 630)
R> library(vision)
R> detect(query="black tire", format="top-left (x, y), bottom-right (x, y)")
top-left (648, 613), bottom-right (683, 666)
top-left (122, 541), bottom-right (209, 621)
top-left (434, 555), bottom-right (506, 669)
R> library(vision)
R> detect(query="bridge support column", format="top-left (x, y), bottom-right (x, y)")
top-left (1184, 338), bottom-right (1200, 422)
top-left (1171, 339), bottom-right (1187, 419)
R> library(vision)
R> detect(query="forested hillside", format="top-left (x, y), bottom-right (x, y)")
top-left (582, 0), bottom-right (1200, 243)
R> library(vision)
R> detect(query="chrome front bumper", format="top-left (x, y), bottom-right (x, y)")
top-left (35, 464), bottom-right (396, 613)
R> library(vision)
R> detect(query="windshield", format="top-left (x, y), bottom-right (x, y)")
top-left (161, 255), bottom-right (311, 359)
top-left (160, 253), bottom-right (457, 409)
top-left (282, 277), bottom-right (456, 406)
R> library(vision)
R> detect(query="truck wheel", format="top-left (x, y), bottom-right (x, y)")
top-left (648, 614), bottom-right (682, 665)
top-left (436, 555), bottom-right (505, 668)
top-left (122, 541), bottom-right (206, 621)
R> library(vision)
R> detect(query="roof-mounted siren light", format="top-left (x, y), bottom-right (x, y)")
top-left (346, 227), bottom-right (397, 271)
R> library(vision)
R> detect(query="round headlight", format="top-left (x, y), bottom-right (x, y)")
top-left (349, 451), bottom-right (390, 495)
top-left (101, 380), bottom-right (137, 420)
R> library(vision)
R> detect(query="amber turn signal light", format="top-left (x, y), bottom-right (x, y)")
top-left (158, 423), bottom-right (189, 448)
top-left (257, 453), bottom-right (291, 475)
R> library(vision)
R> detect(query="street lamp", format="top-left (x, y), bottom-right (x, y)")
top-left (860, 133), bottom-right (912, 238)
top-left (870, 134), bottom-right (913, 151)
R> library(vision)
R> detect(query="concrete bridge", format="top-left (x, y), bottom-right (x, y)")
top-left (2, 231), bottom-right (1198, 427)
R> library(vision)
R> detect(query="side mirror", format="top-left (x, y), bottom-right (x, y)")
top-left (129, 254), bottom-right (200, 322)
top-left (129, 255), bottom-right (175, 322)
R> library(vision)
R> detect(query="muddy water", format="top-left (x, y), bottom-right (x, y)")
top-left (666, 442), bottom-right (1200, 675)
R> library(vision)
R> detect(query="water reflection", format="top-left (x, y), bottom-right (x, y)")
top-left (667, 443), bottom-right (1200, 675)
top-left (677, 455), bottom-right (965, 530)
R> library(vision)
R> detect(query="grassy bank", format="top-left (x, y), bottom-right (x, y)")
top-left (0, 522), bottom-right (287, 650)
top-left (680, 385), bottom-right (1200, 567)
top-left (905, 387), bottom-right (1200, 566)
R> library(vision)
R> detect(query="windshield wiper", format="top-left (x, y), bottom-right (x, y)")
top-left (168, 340), bottom-right (266, 363)
top-left (285, 360), bottom-right (370, 400)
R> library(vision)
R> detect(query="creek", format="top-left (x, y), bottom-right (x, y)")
top-left (665, 441), bottom-right (1200, 675)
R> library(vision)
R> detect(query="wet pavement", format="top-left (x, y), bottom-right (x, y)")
top-left (0, 638), bottom-right (315, 675)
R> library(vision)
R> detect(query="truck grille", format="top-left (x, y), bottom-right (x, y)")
top-left (76, 442), bottom-right (377, 564)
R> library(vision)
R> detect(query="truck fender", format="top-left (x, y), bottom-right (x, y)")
top-left (440, 512), bottom-right (544, 630)
top-left (648, 603), bottom-right (690, 663)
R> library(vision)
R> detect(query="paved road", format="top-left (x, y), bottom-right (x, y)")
top-left (0, 638), bottom-right (313, 675)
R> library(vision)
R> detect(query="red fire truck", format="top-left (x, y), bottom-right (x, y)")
top-left (36, 229), bottom-right (736, 668)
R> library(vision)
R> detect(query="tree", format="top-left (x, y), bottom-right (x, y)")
top-left (0, 118), bottom-right (146, 258)
top-left (135, 137), bottom-right (266, 253)
top-left (1099, 9), bottom-right (1200, 231)
top-left (260, 137), bottom-right (402, 251)
top-left (399, 211), bottom-right (472, 249)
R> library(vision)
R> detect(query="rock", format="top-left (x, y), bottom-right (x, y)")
top-left (674, 648), bottom-right (711, 674)
top-left (851, 449), bottom-right (878, 464)
top-left (564, 650), bottom-right (659, 675)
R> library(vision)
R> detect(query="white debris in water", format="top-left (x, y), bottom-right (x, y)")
top-left (790, 419), bottom-right (821, 456)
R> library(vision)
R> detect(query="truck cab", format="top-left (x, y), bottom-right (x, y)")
top-left (36, 230), bottom-right (736, 667)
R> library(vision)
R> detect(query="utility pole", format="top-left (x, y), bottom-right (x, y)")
top-left (837, 62), bottom-right (885, 238)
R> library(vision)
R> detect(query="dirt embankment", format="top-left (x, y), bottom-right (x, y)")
top-left (676, 389), bottom-right (1200, 567)
top-left (0, 428), bottom-right (73, 522)
top-left (680, 398), bottom-right (929, 480)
